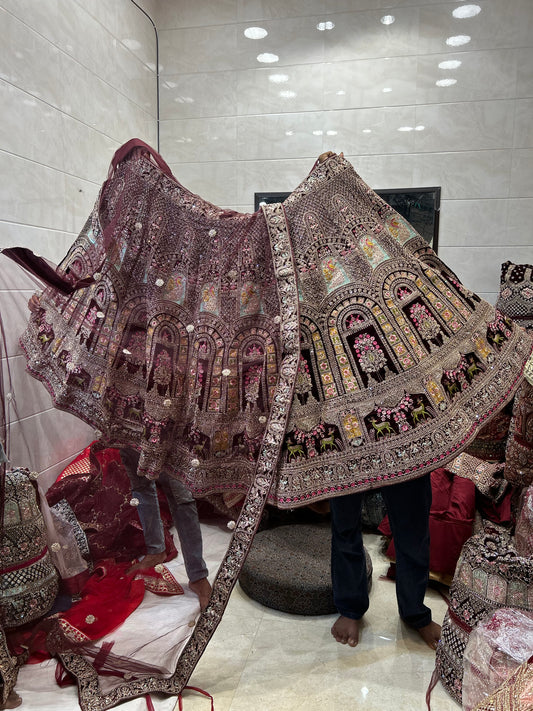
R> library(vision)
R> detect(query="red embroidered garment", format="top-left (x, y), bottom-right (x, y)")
top-left (5, 139), bottom-right (533, 708)
top-left (45, 443), bottom-right (177, 564)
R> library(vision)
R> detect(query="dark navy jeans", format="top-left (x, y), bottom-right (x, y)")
top-left (330, 473), bottom-right (432, 629)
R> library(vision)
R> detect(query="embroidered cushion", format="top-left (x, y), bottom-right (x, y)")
top-left (495, 260), bottom-right (533, 330)
top-left (504, 379), bottom-right (533, 488)
top-left (463, 408), bottom-right (513, 463)
top-left (435, 528), bottom-right (533, 704)
top-left (515, 485), bottom-right (533, 557)
top-left (0, 468), bottom-right (58, 628)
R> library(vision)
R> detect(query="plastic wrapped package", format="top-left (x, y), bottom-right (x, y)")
top-left (462, 608), bottom-right (533, 711)
top-left (471, 657), bottom-right (533, 711)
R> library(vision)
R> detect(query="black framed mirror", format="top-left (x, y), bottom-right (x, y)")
top-left (255, 186), bottom-right (441, 253)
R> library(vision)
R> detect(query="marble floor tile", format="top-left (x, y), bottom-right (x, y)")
top-left (11, 525), bottom-right (458, 711)
top-left (181, 531), bottom-right (457, 711)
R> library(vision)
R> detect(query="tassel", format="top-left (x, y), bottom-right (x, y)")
top-left (178, 686), bottom-right (215, 710)
top-left (425, 666), bottom-right (440, 710)
top-left (93, 641), bottom-right (114, 673)
top-left (55, 660), bottom-right (76, 687)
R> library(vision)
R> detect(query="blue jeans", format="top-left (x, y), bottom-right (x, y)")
top-left (330, 473), bottom-right (432, 629)
top-left (120, 448), bottom-right (208, 583)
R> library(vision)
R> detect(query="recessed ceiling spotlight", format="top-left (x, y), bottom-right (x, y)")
top-left (362, 129), bottom-right (372, 134)
top-left (244, 27), bottom-right (268, 39)
top-left (438, 59), bottom-right (462, 69)
top-left (436, 78), bottom-right (458, 86)
top-left (446, 35), bottom-right (471, 46)
top-left (257, 53), bottom-right (279, 63)
top-left (269, 73), bottom-right (289, 83)
top-left (380, 15), bottom-right (395, 25)
top-left (415, 125), bottom-right (425, 131)
top-left (285, 130), bottom-right (294, 136)
top-left (326, 130), bottom-right (338, 136)
top-left (336, 90), bottom-right (346, 96)
top-left (382, 87), bottom-right (393, 93)
top-left (452, 4), bottom-right (481, 19)
top-left (279, 90), bottom-right (296, 98)
top-left (313, 129), bottom-right (324, 136)
top-left (317, 21), bottom-right (335, 31)
top-left (398, 126), bottom-right (414, 132)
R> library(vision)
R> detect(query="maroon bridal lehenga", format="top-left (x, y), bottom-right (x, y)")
top-left (4, 139), bottom-right (532, 709)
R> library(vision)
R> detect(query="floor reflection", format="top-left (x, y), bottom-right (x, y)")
top-left (15, 528), bottom-right (458, 710)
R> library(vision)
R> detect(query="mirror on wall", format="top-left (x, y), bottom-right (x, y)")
top-left (255, 186), bottom-right (441, 253)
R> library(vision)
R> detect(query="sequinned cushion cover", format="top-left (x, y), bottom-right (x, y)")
top-left (496, 260), bottom-right (533, 331)
top-left (435, 528), bottom-right (533, 704)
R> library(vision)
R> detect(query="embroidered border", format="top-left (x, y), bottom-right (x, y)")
top-left (0, 625), bottom-right (21, 707)
top-left (272, 330), bottom-right (532, 507)
top-left (58, 203), bottom-right (300, 710)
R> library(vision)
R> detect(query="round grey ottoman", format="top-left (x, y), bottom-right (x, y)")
top-left (239, 523), bottom-right (372, 615)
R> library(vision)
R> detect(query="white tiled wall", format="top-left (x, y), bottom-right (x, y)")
top-left (156, 0), bottom-right (533, 303)
top-left (0, 0), bottom-right (157, 485)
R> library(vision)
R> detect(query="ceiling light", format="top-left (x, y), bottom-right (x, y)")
top-left (439, 59), bottom-right (462, 69)
top-left (415, 125), bottom-right (425, 131)
top-left (382, 87), bottom-right (393, 93)
top-left (285, 130), bottom-right (294, 136)
top-left (362, 129), bottom-right (372, 134)
top-left (380, 15), bottom-right (395, 25)
top-left (326, 130), bottom-right (338, 136)
top-left (446, 35), bottom-right (471, 46)
top-left (452, 4), bottom-right (481, 19)
top-left (336, 90), bottom-right (346, 96)
top-left (244, 27), bottom-right (268, 39)
top-left (257, 53), bottom-right (279, 63)
top-left (317, 21), bottom-right (335, 31)
top-left (398, 126), bottom-right (414, 132)
top-left (436, 78), bottom-right (458, 86)
top-left (279, 90), bottom-right (296, 98)
top-left (269, 73), bottom-right (289, 83)
top-left (313, 130), bottom-right (323, 136)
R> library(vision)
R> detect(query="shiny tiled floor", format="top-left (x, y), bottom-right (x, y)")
top-left (14, 526), bottom-right (458, 710)
top-left (181, 529), bottom-right (458, 711)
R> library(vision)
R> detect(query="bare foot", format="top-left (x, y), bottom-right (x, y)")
top-left (1, 690), bottom-right (22, 709)
top-left (417, 621), bottom-right (441, 650)
top-left (127, 551), bottom-right (167, 574)
top-left (189, 577), bottom-right (212, 611)
top-left (331, 615), bottom-right (361, 647)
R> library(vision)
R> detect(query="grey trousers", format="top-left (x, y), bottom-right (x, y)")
top-left (120, 448), bottom-right (208, 583)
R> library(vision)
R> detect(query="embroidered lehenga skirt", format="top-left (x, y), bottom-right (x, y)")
top-left (9, 139), bottom-right (533, 708)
